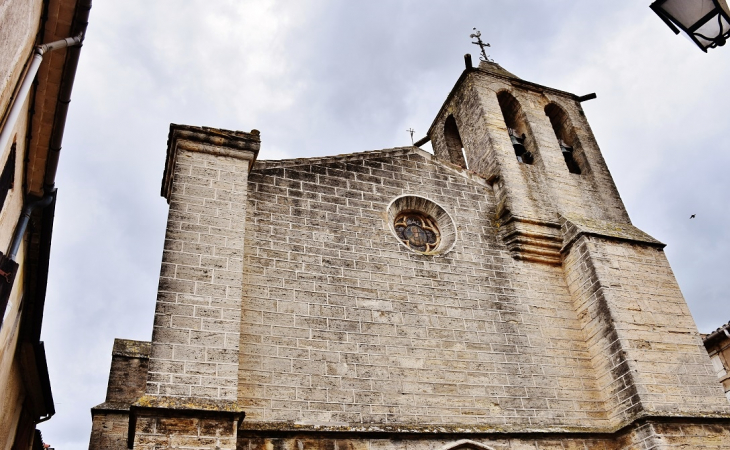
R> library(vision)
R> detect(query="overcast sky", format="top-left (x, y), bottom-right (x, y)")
top-left (36, 1), bottom-right (730, 448)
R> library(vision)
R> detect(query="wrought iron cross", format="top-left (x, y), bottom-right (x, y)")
top-left (407, 128), bottom-right (414, 145)
top-left (470, 28), bottom-right (493, 62)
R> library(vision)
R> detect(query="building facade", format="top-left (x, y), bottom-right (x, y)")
top-left (0, 0), bottom-right (91, 449)
top-left (90, 60), bottom-right (730, 449)
top-left (704, 322), bottom-right (730, 401)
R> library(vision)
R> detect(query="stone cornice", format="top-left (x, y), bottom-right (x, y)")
top-left (112, 338), bottom-right (150, 359)
top-left (161, 123), bottom-right (261, 202)
top-left (237, 414), bottom-right (730, 437)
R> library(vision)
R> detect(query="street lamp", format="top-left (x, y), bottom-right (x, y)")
top-left (650, 0), bottom-right (730, 51)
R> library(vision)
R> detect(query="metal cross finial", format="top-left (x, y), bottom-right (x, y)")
top-left (407, 128), bottom-right (414, 145)
top-left (470, 28), bottom-right (493, 62)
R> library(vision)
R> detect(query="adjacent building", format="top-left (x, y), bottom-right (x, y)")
top-left (89, 59), bottom-right (730, 449)
top-left (0, 0), bottom-right (91, 448)
top-left (704, 322), bottom-right (730, 401)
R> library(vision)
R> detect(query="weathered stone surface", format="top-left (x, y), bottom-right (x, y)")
top-left (133, 412), bottom-right (240, 450)
top-left (236, 419), bottom-right (730, 450)
top-left (146, 125), bottom-right (259, 402)
top-left (91, 61), bottom-right (730, 449)
top-left (239, 148), bottom-right (607, 428)
top-left (89, 339), bottom-right (151, 449)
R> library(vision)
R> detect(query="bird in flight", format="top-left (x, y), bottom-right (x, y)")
top-left (690, 214), bottom-right (696, 219)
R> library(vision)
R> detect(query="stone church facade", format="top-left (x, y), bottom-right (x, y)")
top-left (89, 60), bottom-right (730, 449)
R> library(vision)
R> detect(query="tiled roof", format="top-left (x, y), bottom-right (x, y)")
top-left (703, 320), bottom-right (730, 345)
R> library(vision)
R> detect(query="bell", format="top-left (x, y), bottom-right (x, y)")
top-left (508, 128), bottom-right (527, 157)
top-left (511, 139), bottom-right (526, 156)
top-left (559, 139), bottom-right (573, 154)
top-left (559, 140), bottom-right (581, 174)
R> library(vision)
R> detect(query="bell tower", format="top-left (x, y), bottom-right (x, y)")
top-left (430, 58), bottom-right (636, 265)
top-left (428, 57), bottom-right (728, 427)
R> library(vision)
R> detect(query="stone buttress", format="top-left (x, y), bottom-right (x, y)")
top-left (128, 125), bottom-right (260, 450)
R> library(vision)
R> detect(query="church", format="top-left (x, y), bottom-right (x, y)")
top-left (88, 56), bottom-right (730, 449)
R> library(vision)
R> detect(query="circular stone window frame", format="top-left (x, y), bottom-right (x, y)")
top-left (386, 195), bottom-right (457, 256)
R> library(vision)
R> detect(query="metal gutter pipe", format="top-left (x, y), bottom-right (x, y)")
top-left (8, 193), bottom-right (54, 260)
top-left (0, 35), bottom-right (84, 157)
top-left (4, 0), bottom-right (91, 261)
top-left (2, 31), bottom-right (81, 263)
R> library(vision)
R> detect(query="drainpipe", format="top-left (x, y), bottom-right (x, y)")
top-left (7, 194), bottom-right (54, 260)
top-left (0, 35), bottom-right (84, 158)
top-left (0, 33), bottom-right (85, 262)
top-left (4, 0), bottom-right (91, 260)
top-left (0, 4), bottom-right (89, 312)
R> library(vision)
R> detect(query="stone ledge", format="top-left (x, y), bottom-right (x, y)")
top-left (91, 401), bottom-right (132, 413)
top-left (238, 421), bottom-right (605, 435)
top-left (132, 395), bottom-right (244, 413)
top-left (238, 414), bottom-right (730, 437)
top-left (561, 213), bottom-right (665, 254)
top-left (112, 338), bottom-right (150, 359)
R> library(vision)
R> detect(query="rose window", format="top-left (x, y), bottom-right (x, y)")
top-left (394, 212), bottom-right (440, 253)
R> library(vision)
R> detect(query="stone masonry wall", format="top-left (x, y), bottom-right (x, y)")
top-left (563, 235), bottom-right (730, 424)
top-left (133, 413), bottom-right (238, 450)
top-left (106, 339), bottom-right (151, 404)
top-left (146, 147), bottom-right (251, 401)
top-left (89, 412), bottom-right (131, 450)
top-left (89, 339), bottom-right (150, 450)
top-left (238, 148), bottom-right (608, 430)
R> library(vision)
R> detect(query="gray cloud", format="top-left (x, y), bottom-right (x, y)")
top-left (37, 1), bottom-right (730, 448)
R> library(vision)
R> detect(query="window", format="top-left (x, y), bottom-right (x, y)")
top-left (497, 91), bottom-right (534, 165)
top-left (394, 211), bottom-right (440, 253)
top-left (559, 139), bottom-right (581, 174)
top-left (0, 144), bottom-right (16, 213)
top-left (508, 128), bottom-right (533, 164)
top-left (444, 115), bottom-right (467, 168)
top-left (545, 103), bottom-right (583, 174)
top-left (387, 195), bottom-right (457, 256)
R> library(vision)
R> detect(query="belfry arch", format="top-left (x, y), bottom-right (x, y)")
top-left (544, 102), bottom-right (585, 174)
top-left (444, 114), bottom-right (467, 168)
top-left (496, 90), bottom-right (537, 164)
